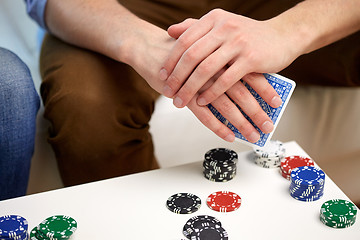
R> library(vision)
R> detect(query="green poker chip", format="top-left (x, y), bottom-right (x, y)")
top-left (37, 215), bottom-right (77, 239)
top-left (320, 199), bottom-right (357, 228)
top-left (30, 226), bottom-right (42, 240)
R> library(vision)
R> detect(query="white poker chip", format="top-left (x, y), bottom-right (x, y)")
top-left (253, 140), bottom-right (285, 158)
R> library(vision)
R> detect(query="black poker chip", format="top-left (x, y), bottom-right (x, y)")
top-left (204, 148), bottom-right (238, 163)
top-left (203, 148), bottom-right (237, 182)
top-left (183, 215), bottom-right (222, 239)
top-left (166, 193), bottom-right (201, 214)
top-left (203, 162), bottom-right (236, 172)
top-left (189, 225), bottom-right (228, 240)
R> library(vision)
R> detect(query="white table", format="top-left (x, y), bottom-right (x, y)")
top-left (0, 141), bottom-right (359, 239)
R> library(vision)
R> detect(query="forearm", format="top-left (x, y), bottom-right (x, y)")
top-left (268, 0), bottom-right (360, 57)
top-left (45, 0), bottom-right (150, 64)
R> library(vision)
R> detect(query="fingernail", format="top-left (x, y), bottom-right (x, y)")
top-left (163, 85), bottom-right (173, 97)
top-left (197, 97), bottom-right (207, 106)
top-left (173, 96), bottom-right (183, 108)
top-left (271, 96), bottom-right (282, 108)
top-left (225, 134), bottom-right (235, 142)
top-left (159, 68), bottom-right (168, 81)
top-left (262, 121), bottom-right (274, 133)
top-left (248, 131), bottom-right (260, 143)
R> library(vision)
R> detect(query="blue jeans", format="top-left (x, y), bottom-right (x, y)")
top-left (0, 48), bottom-right (40, 200)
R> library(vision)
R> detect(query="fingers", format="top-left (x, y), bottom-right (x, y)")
top-left (168, 43), bottom-right (235, 108)
top-left (167, 18), bottom-right (198, 39)
top-left (196, 59), bottom-right (247, 106)
top-left (159, 19), bottom-right (213, 82)
top-left (162, 30), bottom-right (225, 103)
top-left (226, 80), bottom-right (275, 134)
top-left (210, 94), bottom-right (260, 143)
top-left (187, 94), bottom-right (235, 142)
top-left (242, 73), bottom-right (282, 108)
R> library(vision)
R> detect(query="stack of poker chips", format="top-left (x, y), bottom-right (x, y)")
top-left (290, 166), bottom-right (325, 202)
top-left (320, 199), bottom-right (357, 228)
top-left (203, 148), bottom-right (238, 182)
top-left (253, 140), bottom-right (286, 168)
top-left (0, 215), bottom-right (29, 240)
top-left (30, 215), bottom-right (77, 240)
top-left (280, 155), bottom-right (314, 180)
top-left (182, 215), bottom-right (228, 240)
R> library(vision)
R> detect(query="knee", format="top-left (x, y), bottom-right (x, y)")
top-left (0, 48), bottom-right (40, 114)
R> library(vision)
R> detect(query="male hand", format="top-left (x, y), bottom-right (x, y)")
top-left (159, 9), bottom-right (295, 109)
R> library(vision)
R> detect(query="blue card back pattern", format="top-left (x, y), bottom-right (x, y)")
top-left (208, 73), bottom-right (296, 147)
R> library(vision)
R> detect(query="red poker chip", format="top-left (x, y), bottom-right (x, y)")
top-left (280, 169), bottom-right (290, 180)
top-left (207, 191), bottom-right (241, 212)
top-left (280, 155), bottom-right (314, 174)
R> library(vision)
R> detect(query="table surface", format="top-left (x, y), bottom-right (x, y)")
top-left (0, 141), bottom-right (359, 240)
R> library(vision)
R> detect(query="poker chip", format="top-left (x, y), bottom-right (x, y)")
top-left (320, 199), bottom-right (357, 228)
top-left (182, 215), bottom-right (222, 239)
top-left (0, 231), bottom-right (28, 240)
top-left (36, 215), bottom-right (77, 240)
top-left (289, 166), bottom-right (325, 202)
top-left (207, 191), bottom-right (241, 212)
top-left (280, 155), bottom-right (314, 180)
top-left (252, 140), bottom-right (285, 168)
top-left (189, 225), bottom-right (228, 240)
top-left (29, 227), bottom-right (41, 240)
top-left (203, 148), bottom-right (238, 182)
top-left (253, 155), bottom-right (282, 168)
top-left (253, 140), bottom-right (285, 158)
top-left (0, 215), bottom-right (28, 240)
top-left (166, 193), bottom-right (201, 214)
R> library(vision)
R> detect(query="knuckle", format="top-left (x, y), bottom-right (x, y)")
top-left (203, 88), bottom-right (218, 102)
top-left (178, 85), bottom-right (194, 102)
top-left (219, 100), bottom-right (234, 115)
top-left (177, 36), bottom-right (191, 50)
top-left (197, 60), bottom-right (213, 76)
top-left (218, 74), bottom-right (233, 89)
top-left (183, 47), bottom-right (198, 62)
top-left (167, 74), bottom-right (183, 90)
top-left (236, 121), bottom-right (254, 137)
top-left (209, 8), bottom-right (223, 16)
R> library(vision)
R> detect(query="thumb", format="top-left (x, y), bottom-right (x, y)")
top-left (167, 18), bottom-right (198, 39)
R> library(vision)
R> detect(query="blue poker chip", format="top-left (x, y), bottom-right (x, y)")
top-left (190, 225), bottom-right (228, 240)
top-left (166, 193), bottom-right (201, 214)
top-left (289, 166), bottom-right (325, 201)
top-left (290, 166), bottom-right (325, 186)
top-left (183, 215), bottom-right (222, 239)
top-left (0, 230), bottom-right (28, 240)
top-left (0, 215), bottom-right (28, 239)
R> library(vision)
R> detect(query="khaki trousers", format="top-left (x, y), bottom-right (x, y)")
top-left (40, 0), bottom-right (360, 186)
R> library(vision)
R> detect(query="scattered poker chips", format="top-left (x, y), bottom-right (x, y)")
top-left (183, 215), bottom-right (228, 240)
top-left (290, 166), bottom-right (325, 202)
top-left (203, 148), bottom-right (238, 182)
top-left (253, 140), bottom-right (285, 168)
top-left (166, 193), bottom-right (201, 214)
top-left (280, 155), bottom-right (314, 180)
top-left (320, 199), bottom-right (357, 228)
top-left (0, 215), bottom-right (28, 240)
top-left (30, 215), bottom-right (77, 240)
top-left (207, 191), bottom-right (241, 212)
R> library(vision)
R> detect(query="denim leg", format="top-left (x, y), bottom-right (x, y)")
top-left (0, 48), bottom-right (40, 200)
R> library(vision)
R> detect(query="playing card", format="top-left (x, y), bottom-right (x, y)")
top-left (208, 73), bottom-right (296, 147)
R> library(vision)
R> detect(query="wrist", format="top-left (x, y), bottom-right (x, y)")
top-left (266, 12), bottom-right (313, 61)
